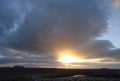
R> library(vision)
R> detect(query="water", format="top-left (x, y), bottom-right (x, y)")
top-left (72, 75), bottom-right (86, 78)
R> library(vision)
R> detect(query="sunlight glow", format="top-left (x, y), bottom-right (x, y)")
top-left (59, 55), bottom-right (78, 64)
top-left (57, 49), bottom-right (80, 64)
top-left (56, 49), bottom-right (109, 68)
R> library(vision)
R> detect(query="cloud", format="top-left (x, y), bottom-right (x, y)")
top-left (107, 49), bottom-right (120, 60)
top-left (0, 0), bottom-right (120, 68)
top-left (2, 0), bottom-right (108, 52)
top-left (112, 0), bottom-right (120, 9)
top-left (80, 40), bottom-right (114, 58)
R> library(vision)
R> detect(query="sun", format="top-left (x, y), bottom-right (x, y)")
top-left (59, 55), bottom-right (77, 64)
top-left (56, 49), bottom-right (104, 68)
top-left (57, 50), bottom-right (80, 64)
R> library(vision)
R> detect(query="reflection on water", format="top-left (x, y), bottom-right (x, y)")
top-left (72, 75), bottom-right (86, 78)
top-left (33, 74), bottom-right (120, 81)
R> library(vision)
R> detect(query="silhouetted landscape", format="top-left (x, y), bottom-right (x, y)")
top-left (0, 66), bottom-right (120, 81)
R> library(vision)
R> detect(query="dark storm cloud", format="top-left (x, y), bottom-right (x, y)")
top-left (0, 0), bottom-right (120, 68)
top-left (4, 0), bottom-right (108, 52)
top-left (0, 0), bottom-right (32, 46)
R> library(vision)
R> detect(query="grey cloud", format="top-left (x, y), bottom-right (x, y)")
top-left (79, 40), bottom-right (120, 62)
top-left (4, 0), bottom-right (108, 52)
top-left (107, 49), bottom-right (120, 59)
top-left (0, 55), bottom-right (56, 64)
top-left (80, 40), bottom-right (114, 58)
top-left (0, 0), bottom-right (31, 46)
top-left (111, 0), bottom-right (120, 9)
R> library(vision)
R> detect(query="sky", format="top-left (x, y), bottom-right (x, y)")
top-left (101, 7), bottom-right (120, 48)
top-left (0, 0), bottom-right (120, 69)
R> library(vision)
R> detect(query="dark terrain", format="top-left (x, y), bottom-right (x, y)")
top-left (0, 66), bottom-right (120, 81)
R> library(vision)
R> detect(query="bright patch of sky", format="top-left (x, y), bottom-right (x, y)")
top-left (100, 9), bottom-right (120, 48)
top-left (0, 54), bottom-right (5, 58)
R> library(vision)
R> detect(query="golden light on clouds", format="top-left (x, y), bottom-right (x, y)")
top-left (58, 55), bottom-right (79, 64)
top-left (55, 49), bottom-right (117, 68)
top-left (56, 49), bottom-right (83, 64)
top-left (112, 0), bottom-right (120, 8)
